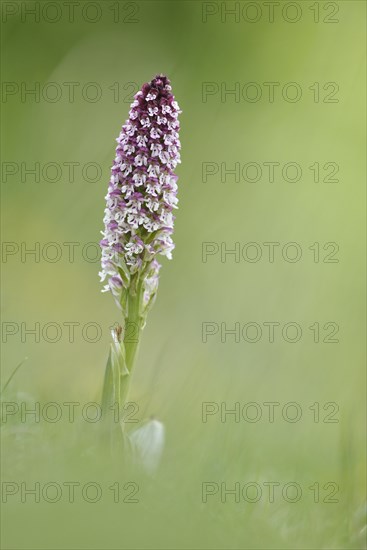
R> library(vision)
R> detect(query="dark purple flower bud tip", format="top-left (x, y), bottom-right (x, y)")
top-left (140, 74), bottom-right (174, 103)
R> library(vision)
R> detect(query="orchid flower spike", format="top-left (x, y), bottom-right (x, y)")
top-left (100, 74), bottom-right (181, 320)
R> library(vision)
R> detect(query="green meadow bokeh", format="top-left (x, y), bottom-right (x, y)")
top-left (1, 1), bottom-right (366, 549)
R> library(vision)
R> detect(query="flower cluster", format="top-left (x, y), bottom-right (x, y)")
top-left (99, 75), bottom-right (181, 310)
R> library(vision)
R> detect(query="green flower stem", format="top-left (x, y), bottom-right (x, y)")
top-left (101, 277), bottom-right (144, 435)
top-left (125, 285), bottom-right (143, 371)
top-left (119, 280), bottom-right (143, 407)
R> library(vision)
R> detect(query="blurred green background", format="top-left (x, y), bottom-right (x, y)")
top-left (1, 1), bottom-right (366, 548)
